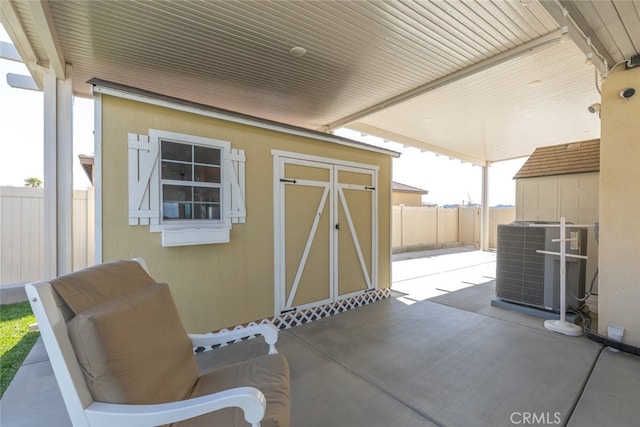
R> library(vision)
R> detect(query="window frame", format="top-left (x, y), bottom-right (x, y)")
top-left (159, 137), bottom-right (225, 226)
top-left (147, 130), bottom-right (235, 246)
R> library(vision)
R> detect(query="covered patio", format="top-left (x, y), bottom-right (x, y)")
top-left (3, 249), bottom-right (638, 426)
top-left (2, 0), bottom-right (639, 343)
top-left (1, 2), bottom-right (639, 424)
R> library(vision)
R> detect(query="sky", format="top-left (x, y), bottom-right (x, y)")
top-left (0, 27), bottom-right (94, 190)
top-left (335, 128), bottom-right (527, 207)
top-left (1, 26), bottom-right (525, 205)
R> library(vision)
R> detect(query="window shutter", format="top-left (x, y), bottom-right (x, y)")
top-left (224, 148), bottom-right (246, 223)
top-left (128, 133), bottom-right (159, 225)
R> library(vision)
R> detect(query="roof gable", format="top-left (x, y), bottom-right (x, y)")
top-left (514, 139), bottom-right (600, 179)
top-left (392, 182), bottom-right (428, 194)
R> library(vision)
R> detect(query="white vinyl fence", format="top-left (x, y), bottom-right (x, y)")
top-left (1, 186), bottom-right (514, 285)
top-left (393, 205), bottom-right (515, 251)
top-left (0, 186), bottom-right (94, 286)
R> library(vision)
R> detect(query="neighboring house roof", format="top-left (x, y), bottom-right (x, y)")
top-left (392, 181), bottom-right (429, 194)
top-left (78, 154), bottom-right (94, 185)
top-left (514, 139), bottom-right (600, 179)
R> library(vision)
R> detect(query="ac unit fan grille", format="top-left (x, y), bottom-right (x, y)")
top-left (496, 225), bottom-right (546, 308)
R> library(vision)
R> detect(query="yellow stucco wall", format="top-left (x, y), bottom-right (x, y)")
top-left (392, 192), bottom-right (422, 206)
top-left (599, 66), bottom-right (640, 346)
top-left (99, 95), bottom-right (392, 332)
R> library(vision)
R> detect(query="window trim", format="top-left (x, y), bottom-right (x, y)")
top-left (125, 129), bottom-right (248, 247)
top-left (158, 137), bottom-right (225, 226)
top-left (148, 130), bottom-right (231, 236)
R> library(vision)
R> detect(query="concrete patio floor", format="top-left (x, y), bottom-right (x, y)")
top-left (2, 248), bottom-right (639, 426)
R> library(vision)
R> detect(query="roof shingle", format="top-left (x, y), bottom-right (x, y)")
top-left (514, 140), bottom-right (599, 179)
top-left (392, 181), bottom-right (429, 194)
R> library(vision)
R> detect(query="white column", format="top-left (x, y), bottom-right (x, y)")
top-left (480, 162), bottom-right (490, 251)
top-left (43, 67), bottom-right (73, 279)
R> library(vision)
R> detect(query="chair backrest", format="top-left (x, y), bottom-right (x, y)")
top-left (26, 281), bottom-right (95, 427)
top-left (25, 258), bottom-right (152, 427)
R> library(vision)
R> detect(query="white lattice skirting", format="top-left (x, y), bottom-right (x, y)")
top-left (195, 288), bottom-right (390, 353)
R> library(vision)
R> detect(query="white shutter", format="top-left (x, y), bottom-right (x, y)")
top-left (224, 148), bottom-right (246, 223)
top-left (128, 133), bottom-right (159, 225)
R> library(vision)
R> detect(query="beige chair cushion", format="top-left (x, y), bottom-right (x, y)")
top-left (67, 282), bottom-right (199, 404)
top-left (52, 260), bottom-right (155, 314)
top-left (173, 354), bottom-right (291, 427)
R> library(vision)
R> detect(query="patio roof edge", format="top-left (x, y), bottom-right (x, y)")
top-left (88, 78), bottom-right (401, 158)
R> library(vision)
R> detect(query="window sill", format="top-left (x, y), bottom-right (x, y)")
top-left (161, 228), bottom-right (230, 247)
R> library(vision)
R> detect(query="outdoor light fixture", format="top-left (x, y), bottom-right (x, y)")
top-left (551, 4), bottom-right (610, 77)
top-left (289, 46), bottom-right (307, 58)
top-left (559, 26), bottom-right (569, 43)
top-left (585, 52), bottom-right (593, 66)
top-left (559, 8), bottom-right (570, 43)
top-left (584, 38), bottom-right (594, 66)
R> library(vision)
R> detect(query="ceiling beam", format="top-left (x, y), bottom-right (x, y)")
top-left (325, 31), bottom-right (561, 132)
top-left (0, 41), bottom-right (21, 61)
top-left (347, 122), bottom-right (487, 166)
top-left (7, 73), bottom-right (39, 91)
top-left (0, 0), bottom-right (43, 89)
top-left (29, 0), bottom-right (66, 79)
top-left (539, 0), bottom-right (612, 74)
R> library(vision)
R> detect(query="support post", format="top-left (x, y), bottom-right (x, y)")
top-left (43, 66), bottom-right (73, 279)
top-left (480, 163), bottom-right (490, 251)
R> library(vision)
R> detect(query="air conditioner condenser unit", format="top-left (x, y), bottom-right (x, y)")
top-left (494, 221), bottom-right (587, 314)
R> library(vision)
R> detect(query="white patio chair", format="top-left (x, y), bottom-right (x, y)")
top-left (26, 258), bottom-right (290, 427)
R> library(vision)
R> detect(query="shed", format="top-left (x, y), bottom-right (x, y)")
top-left (392, 181), bottom-right (429, 207)
top-left (92, 79), bottom-right (398, 332)
top-left (514, 139), bottom-right (600, 304)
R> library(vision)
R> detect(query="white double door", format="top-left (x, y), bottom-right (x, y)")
top-left (274, 154), bottom-right (378, 313)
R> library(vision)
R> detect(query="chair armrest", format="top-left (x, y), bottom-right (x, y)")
top-left (84, 386), bottom-right (266, 427)
top-left (189, 324), bottom-right (279, 355)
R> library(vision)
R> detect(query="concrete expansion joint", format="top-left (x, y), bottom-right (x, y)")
top-left (286, 330), bottom-right (445, 427)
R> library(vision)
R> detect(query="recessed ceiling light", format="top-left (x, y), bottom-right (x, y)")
top-left (289, 47), bottom-right (307, 58)
top-left (527, 80), bottom-right (543, 87)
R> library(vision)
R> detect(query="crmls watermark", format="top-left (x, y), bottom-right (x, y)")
top-left (510, 412), bottom-right (562, 425)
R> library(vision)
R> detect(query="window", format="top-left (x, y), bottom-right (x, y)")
top-left (161, 140), bottom-right (222, 222)
top-left (128, 130), bottom-right (246, 247)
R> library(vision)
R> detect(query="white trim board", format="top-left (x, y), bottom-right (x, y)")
top-left (90, 81), bottom-right (400, 158)
top-left (271, 150), bottom-right (381, 172)
top-left (94, 93), bottom-right (103, 264)
top-left (273, 151), bottom-right (378, 315)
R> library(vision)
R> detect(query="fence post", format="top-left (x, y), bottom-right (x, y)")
top-left (400, 204), bottom-right (404, 248)
top-left (436, 207), bottom-right (440, 244)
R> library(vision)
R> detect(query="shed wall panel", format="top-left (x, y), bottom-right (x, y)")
top-left (515, 172), bottom-right (599, 301)
top-left (99, 95), bottom-right (392, 332)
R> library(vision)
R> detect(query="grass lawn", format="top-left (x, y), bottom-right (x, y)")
top-left (1, 301), bottom-right (40, 398)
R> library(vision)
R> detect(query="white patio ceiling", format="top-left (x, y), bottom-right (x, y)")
top-left (2, 0), bottom-right (638, 164)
